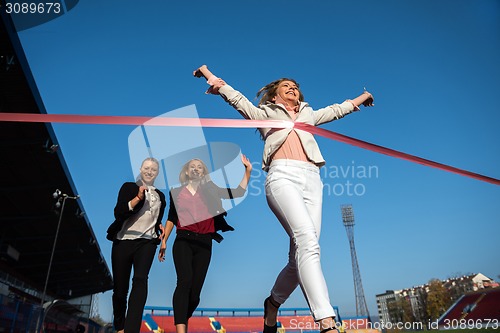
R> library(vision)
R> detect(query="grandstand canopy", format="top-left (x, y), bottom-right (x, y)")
top-left (0, 13), bottom-right (113, 300)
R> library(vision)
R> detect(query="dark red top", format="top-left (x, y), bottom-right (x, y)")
top-left (175, 186), bottom-right (215, 234)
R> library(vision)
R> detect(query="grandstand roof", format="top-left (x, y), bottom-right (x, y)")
top-left (0, 12), bottom-right (113, 300)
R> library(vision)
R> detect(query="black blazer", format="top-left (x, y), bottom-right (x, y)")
top-left (106, 182), bottom-right (166, 241)
top-left (168, 181), bottom-right (246, 242)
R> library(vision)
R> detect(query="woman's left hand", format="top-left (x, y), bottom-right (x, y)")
top-left (158, 244), bottom-right (166, 262)
top-left (362, 91), bottom-right (374, 107)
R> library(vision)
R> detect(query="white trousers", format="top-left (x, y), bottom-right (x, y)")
top-left (265, 159), bottom-right (335, 321)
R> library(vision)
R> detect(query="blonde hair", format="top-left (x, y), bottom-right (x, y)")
top-left (178, 159), bottom-right (211, 184)
top-left (142, 157), bottom-right (159, 168)
top-left (256, 78), bottom-right (304, 106)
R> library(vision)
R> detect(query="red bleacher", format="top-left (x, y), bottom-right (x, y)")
top-left (278, 316), bottom-right (316, 331)
top-left (141, 305), bottom-right (352, 332)
top-left (214, 315), bottom-right (318, 332)
top-left (149, 315), bottom-right (173, 332)
top-left (146, 315), bottom-right (321, 332)
top-left (464, 288), bottom-right (500, 320)
top-left (150, 315), bottom-right (214, 333)
top-left (438, 288), bottom-right (500, 326)
top-left (143, 315), bottom-right (379, 333)
top-left (214, 316), bottom-right (263, 332)
top-left (438, 293), bottom-right (483, 323)
top-left (141, 320), bottom-right (154, 332)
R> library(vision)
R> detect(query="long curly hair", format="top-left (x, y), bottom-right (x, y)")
top-left (256, 78), bottom-right (304, 106)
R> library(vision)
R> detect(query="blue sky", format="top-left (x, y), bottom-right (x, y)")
top-left (11, 0), bottom-right (500, 322)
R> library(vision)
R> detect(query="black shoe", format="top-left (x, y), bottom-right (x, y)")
top-left (320, 328), bottom-right (338, 333)
top-left (263, 324), bottom-right (277, 333)
top-left (319, 319), bottom-right (339, 333)
top-left (263, 296), bottom-right (280, 333)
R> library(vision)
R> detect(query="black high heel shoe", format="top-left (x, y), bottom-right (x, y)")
top-left (318, 317), bottom-right (339, 333)
top-left (263, 296), bottom-right (280, 333)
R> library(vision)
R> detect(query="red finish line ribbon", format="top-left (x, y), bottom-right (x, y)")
top-left (0, 112), bottom-right (293, 129)
top-left (293, 123), bottom-right (499, 186)
top-left (1, 112), bottom-right (498, 186)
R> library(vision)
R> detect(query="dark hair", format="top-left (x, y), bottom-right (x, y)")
top-left (256, 78), bottom-right (304, 106)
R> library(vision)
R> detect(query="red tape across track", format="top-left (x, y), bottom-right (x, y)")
top-left (1, 112), bottom-right (498, 186)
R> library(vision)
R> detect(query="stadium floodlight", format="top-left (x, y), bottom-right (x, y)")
top-left (37, 190), bottom-right (80, 331)
top-left (341, 204), bottom-right (370, 320)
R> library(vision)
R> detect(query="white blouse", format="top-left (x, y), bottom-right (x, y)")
top-left (117, 186), bottom-right (161, 240)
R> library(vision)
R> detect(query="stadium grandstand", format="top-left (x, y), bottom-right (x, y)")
top-left (140, 306), bottom-right (376, 333)
top-left (437, 287), bottom-right (500, 328)
top-left (0, 10), bottom-right (114, 333)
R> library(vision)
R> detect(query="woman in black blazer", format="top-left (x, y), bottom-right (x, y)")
top-left (158, 154), bottom-right (252, 333)
top-left (107, 157), bottom-right (166, 333)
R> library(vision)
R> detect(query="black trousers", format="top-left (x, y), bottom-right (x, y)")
top-left (111, 238), bottom-right (158, 333)
top-left (172, 230), bottom-right (213, 325)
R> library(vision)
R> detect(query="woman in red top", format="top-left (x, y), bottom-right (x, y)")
top-left (159, 154), bottom-right (252, 333)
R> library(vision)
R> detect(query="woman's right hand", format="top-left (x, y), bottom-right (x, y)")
top-left (137, 185), bottom-right (148, 200)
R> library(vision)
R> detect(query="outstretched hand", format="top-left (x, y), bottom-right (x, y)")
top-left (193, 65), bottom-right (213, 79)
top-left (362, 91), bottom-right (374, 107)
top-left (193, 68), bottom-right (205, 78)
top-left (194, 64), bottom-right (226, 94)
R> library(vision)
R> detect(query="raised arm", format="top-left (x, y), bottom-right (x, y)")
top-left (193, 65), bottom-right (226, 94)
top-left (312, 89), bottom-right (375, 126)
top-left (193, 65), bottom-right (268, 120)
top-left (349, 90), bottom-right (374, 108)
top-left (238, 154), bottom-right (253, 190)
top-left (210, 154), bottom-right (253, 200)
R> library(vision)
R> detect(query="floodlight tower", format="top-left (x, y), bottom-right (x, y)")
top-left (341, 204), bottom-right (370, 318)
top-left (91, 294), bottom-right (99, 319)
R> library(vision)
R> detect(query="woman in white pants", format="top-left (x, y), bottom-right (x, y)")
top-left (194, 65), bottom-right (374, 333)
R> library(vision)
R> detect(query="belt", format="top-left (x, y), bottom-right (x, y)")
top-left (176, 229), bottom-right (213, 239)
